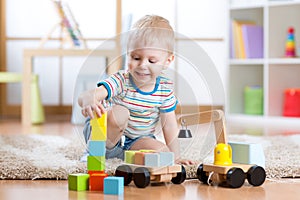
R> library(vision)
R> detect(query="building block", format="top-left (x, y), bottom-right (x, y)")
top-left (90, 112), bottom-right (107, 127)
top-left (159, 152), bottom-right (174, 166)
top-left (229, 142), bottom-right (265, 168)
top-left (124, 150), bottom-right (138, 164)
top-left (88, 170), bottom-right (105, 176)
top-left (88, 140), bottom-right (106, 156)
top-left (91, 126), bottom-right (107, 141)
top-left (144, 153), bottom-right (160, 167)
top-left (134, 152), bottom-right (146, 165)
top-left (104, 177), bottom-right (124, 195)
top-left (68, 173), bottom-right (89, 191)
top-left (89, 173), bottom-right (108, 191)
top-left (87, 156), bottom-right (105, 171)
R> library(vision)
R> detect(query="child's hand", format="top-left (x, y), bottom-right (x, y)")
top-left (175, 159), bottom-right (196, 165)
top-left (81, 102), bottom-right (106, 119)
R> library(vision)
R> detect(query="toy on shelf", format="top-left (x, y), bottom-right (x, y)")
top-left (115, 150), bottom-right (186, 188)
top-left (178, 110), bottom-right (266, 188)
top-left (40, 0), bottom-right (86, 48)
top-left (285, 27), bottom-right (296, 57)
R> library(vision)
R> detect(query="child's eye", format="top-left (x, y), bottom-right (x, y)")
top-left (149, 59), bottom-right (157, 64)
top-left (131, 55), bottom-right (140, 60)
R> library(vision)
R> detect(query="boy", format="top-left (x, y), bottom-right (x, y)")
top-left (79, 15), bottom-right (193, 165)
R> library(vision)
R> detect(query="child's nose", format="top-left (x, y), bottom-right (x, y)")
top-left (140, 59), bottom-right (149, 67)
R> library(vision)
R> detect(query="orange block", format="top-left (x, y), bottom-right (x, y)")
top-left (134, 152), bottom-right (145, 165)
top-left (89, 173), bottom-right (108, 191)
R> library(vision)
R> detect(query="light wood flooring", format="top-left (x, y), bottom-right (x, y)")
top-left (1, 116), bottom-right (300, 200)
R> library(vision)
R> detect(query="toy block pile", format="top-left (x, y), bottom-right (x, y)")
top-left (68, 113), bottom-right (124, 195)
top-left (124, 150), bottom-right (175, 167)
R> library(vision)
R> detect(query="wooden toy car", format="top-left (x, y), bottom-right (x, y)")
top-left (197, 163), bottom-right (266, 188)
top-left (178, 110), bottom-right (266, 188)
top-left (115, 164), bottom-right (186, 188)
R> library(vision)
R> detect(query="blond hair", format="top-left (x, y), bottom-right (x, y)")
top-left (127, 15), bottom-right (175, 54)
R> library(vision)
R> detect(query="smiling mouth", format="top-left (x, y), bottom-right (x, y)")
top-left (135, 71), bottom-right (150, 76)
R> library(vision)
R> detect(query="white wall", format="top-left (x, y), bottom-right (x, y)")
top-left (5, 0), bottom-right (228, 107)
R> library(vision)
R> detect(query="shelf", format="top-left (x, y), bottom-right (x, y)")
top-left (229, 59), bottom-right (264, 65)
top-left (269, 0), bottom-right (300, 7)
top-left (230, 0), bottom-right (300, 10)
top-left (230, 58), bottom-right (300, 65)
top-left (228, 1), bottom-right (300, 125)
top-left (230, 3), bottom-right (265, 10)
top-left (227, 113), bottom-right (300, 126)
top-left (268, 58), bottom-right (300, 64)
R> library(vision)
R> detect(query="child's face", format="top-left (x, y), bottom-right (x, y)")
top-left (127, 48), bottom-right (174, 88)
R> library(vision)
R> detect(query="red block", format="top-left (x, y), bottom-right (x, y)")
top-left (88, 170), bottom-right (105, 176)
top-left (89, 173), bottom-right (108, 191)
top-left (283, 89), bottom-right (300, 117)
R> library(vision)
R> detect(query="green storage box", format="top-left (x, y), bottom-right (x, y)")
top-left (244, 86), bottom-right (263, 115)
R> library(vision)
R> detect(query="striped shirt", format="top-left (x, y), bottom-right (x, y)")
top-left (98, 70), bottom-right (177, 139)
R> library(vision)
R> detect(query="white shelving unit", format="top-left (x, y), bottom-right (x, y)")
top-left (228, 1), bottom-right (300, 127)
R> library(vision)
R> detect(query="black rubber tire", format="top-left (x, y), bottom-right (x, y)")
top-left (115, 165), bottom-right (133, 186)
top-left (226, 168), bottom-right (245, 188)
top-left (133, 167), bottom-right (151, 188)
top-left (247, 165), bottom-right (266, 186)
top-left (171, 165), bottom-right (186, 184)
top-left (197, 164), bottom-right (209, 184)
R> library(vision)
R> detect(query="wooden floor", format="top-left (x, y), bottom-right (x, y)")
top-left (1, 116), bottom-right (300, 200)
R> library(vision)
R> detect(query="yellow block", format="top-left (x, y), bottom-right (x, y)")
top-left (90, 112), bottom-right (107, 141)
top-left (91, 126), bottom-right (107, 141)
top-left (90, 112), bottom-right (107, 127)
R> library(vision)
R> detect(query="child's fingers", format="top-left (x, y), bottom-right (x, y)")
top-left (97, 103), bottom-right (106, 114)
top-left (81, 103), bottom-right (106, 118)
top-left (176, 159), bottom-right (195, 166)
top-left (92, 105), bottom-right (102, 118)
top-left (86, 107), bottom-right (95, 118)
top-left (81, 107), bottom-right (90, 117)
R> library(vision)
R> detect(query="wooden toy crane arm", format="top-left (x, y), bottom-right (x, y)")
top-left (177, 109), bottom-right (227, 144)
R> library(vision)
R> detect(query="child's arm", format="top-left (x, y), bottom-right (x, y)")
top-left (78, 85), bottom-right (108, 118)
top-left (160, 111), bottom-right (195, 165)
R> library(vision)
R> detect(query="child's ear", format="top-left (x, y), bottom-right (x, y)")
top-left (165, 54), bottom-right (175, 67)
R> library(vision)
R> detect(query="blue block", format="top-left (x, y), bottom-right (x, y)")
top-left (159, 152), bottom-right (174, 166)
top-left (88, 141), bottom-right (106, 156)
top-left (104, 177), bottom-right (124, 195)
top-left (229, 142), bottom-right (265, 168)
top-left (144, 153), bottom-right (160, 167)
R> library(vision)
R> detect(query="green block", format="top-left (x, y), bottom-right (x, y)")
top-left (87, 156), bottom-right (105, 171)
top-left (124, 150), bottom-right (138, 164)
top-left (68, 173), bottom-right (89, 191)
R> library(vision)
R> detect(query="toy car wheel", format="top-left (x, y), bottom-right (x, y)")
top-left (133, 167), bottom-right (151, 188)
top-left (226, 167), bottom-right (245, 188)
top-left (247, 165), bottom-right (266, 186)
top-left (171, 165), bottom-right (186, 184)
top-left (115, 165), bottom-right (133, 186)
top-left (197, 164), bottom-right (209, 184)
